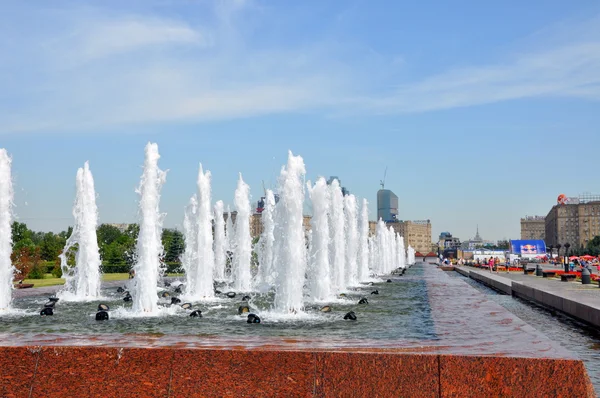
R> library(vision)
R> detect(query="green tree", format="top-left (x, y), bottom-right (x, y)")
top-left (39, 232), bottom-right (65, 262)
top-left (162, 228), bottom-right (185, 263)
top-left (11, 221), bottom-right (34, 251)
top-left (96, 224), bottom-right (122, 246)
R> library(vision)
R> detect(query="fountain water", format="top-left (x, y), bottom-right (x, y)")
top-left (273, 151), bottom-right (306, 313)
top-left (307, 177), bottom-right (331, 301)
top-left (255, 190), bottom-right (276, 291)
top-left (131, 143), bottom-right (167, 314)
top-left (225, 206), bottom-right (234, 280)
top-left (344, 194), bottom-right (359, 286)
top-left (213, 200), bottom-right (226, 281)
top-left (397, 234), bottom-right (406, 269)
top-left (182, 195), bottom-right (198, 288)
top-left (232, 174), bottom-right (252, 292)
top-left (328, 179), bottom-right (345, 293)
top-left (375, 220), bottom-right (386, 274)
top-left (407, 246), bottom-right (416, 265)
top-left (0, 149), bottom-right (13, 310)
top-left (186, 165), bottom-right (214, 300)
top-left (388, 226), bottom-right (396, 272)
top-left (59, 162), bottom-right (102, 300)
top-left (368, 236), bottom-right (376, 277)
top-left (357, 199), bottom-right (370, 282)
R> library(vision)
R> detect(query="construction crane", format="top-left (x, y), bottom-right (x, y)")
top-left (380, 167), bottom-right (387, 190)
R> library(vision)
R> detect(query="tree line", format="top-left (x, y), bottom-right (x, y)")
top-left (10, 222), bottom-right (185, 279)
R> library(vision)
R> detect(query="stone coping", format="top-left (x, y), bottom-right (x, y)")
top-left (0, 346), bottom-right (594, 397)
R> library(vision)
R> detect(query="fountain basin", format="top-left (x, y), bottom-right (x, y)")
top-left (0, 264), bottom-right (595, 396)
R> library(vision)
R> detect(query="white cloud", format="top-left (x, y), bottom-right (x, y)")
top-left (0, 4), bottom-right (599, 133)
top-left (355, 41), bottom-right (600, 113)
top-left (79, 17), bottom-right (209, 60)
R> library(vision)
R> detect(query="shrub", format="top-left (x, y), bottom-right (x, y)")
top-left (51, 264), bottom-right (63, 278)
top-left (27, 263), bottom-right (45, 279)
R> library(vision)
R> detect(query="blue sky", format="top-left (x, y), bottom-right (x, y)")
top-left (1, 0), bottom-right (599, 242)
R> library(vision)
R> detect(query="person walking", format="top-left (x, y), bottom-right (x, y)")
top-left (489, 257), bottom-right (495, 273)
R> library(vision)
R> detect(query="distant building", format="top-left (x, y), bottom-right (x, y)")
top-left (377, 189), bottom-right (398, 222)
top-left (438, 232), bottom-right (461, 251)
top-left (520, 216), bottom-right (545, 240)
top-left (461, 226), bottom-right (493, 249)
top-left (388, 220), bottom-right (432, 254)
top-left (108, 223), bottom-right (130, 232)
top-left (545, 197), bottom-right (600, 249)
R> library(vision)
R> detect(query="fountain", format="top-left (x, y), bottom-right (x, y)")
top-left (232, 174), bottom-right (252, 292)
top-left (357, 199), bottom-right (370, 282)
top-left (344, 194), bottom-right (359, 286)
top-left (1, 145), bottom-right (597, 396)
top-left (375, 220), bottom-right (387, 274)
top-left (185, 165), bottom-right (214, 300)
top-left (255, 190), bottom-right (276, 291)
top-left (272, 151), bottom-right (306, 313)
top-left (306, 177), bottom-right (331, 301)
top-left (131, 142), bottom-right (167, 314)
top-left (328, 179), bottom-right (345, 293)
top-left (213, 200), bottom-right (226, 281)
top-left (225, 206), bottom-right (234, 280)
top-left (407, 245), bottom-right (416, 265)
top-left (397, 234), bottom-right (406, 269)
top-left (181, 195), bottom-right (198, 289)
top-left (0, 149), bottom-right (13, 310)
top-left (58, 162), bottom-right (101, 300)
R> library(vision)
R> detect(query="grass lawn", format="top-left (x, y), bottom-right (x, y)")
top-left (17, 273), bottom-right (185, 288)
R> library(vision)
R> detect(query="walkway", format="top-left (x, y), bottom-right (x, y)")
top-left (455, 265), bottom-right (600, 329)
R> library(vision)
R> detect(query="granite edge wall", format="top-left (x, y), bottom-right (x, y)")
top-left (0, 346), bottom-right (594, 398)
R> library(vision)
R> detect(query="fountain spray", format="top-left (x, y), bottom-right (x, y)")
top-left (59, 162), bottom-right (102, 300)
top-left (132, 143), bottom-right (166, 314)
top-left (0, 149), bottom-right (13, 310)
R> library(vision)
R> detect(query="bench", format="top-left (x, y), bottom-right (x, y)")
top-left (542, 271), bottom-right (557, 278)
top-left (560, 274), bottom-right (576, 282)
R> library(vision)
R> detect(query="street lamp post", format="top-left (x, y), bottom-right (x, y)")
top-left (555, 244), bottom-right (561, 269)
top-left (564, 243), bottom-right (571, 273)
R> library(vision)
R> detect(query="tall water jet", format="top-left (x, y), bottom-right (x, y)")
top-left (186, 165), bottom-right (214, 299)
top-left (225, 206), bottom-right (234, 280)
top-left (368, 236), bottom-right (376, 277)
top-left (255, 190), bottom-right (276, 290)
top-left (273, 151), bottom-right (306, 313)
top-left (397, 234), bottom-right (406, 269)
top-left (357, 199), bottom-right (370, 281)
top-left (131, 143), bottom-right (167, 314)
top-left (328, 179), bottom-right (345, 292)
top-left (344, 194), bottom-right (359, 286)
top-left (407, 246), bottom-right (416, 265)
top-left (181, 195), bottom-right (199, 286)
top-left (232, 174), bottom-right (252, 292)
top-left (388, 226), bottom-right (396, 273)
top-left (213, 200), bottom-right (226, 281)
top-left (307, 177), bottom-right (331, 301)
top-left (375, 220), bottom-right (387, 275)
top-left (390, 227), bottom-right (398, 270)
top-left (0, 149), bottom-right (13, 310)
top-left (59, 162), bottom-right (101, 300)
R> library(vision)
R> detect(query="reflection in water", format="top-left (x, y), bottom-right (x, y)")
top-left (450, 271), bottom-right (600, 394)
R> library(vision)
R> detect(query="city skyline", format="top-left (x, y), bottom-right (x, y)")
top-left (1, 1), bottom-right (600, 241)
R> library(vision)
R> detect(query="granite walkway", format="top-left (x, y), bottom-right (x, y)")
top-left (455, 265), bottom-right (600, 328)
